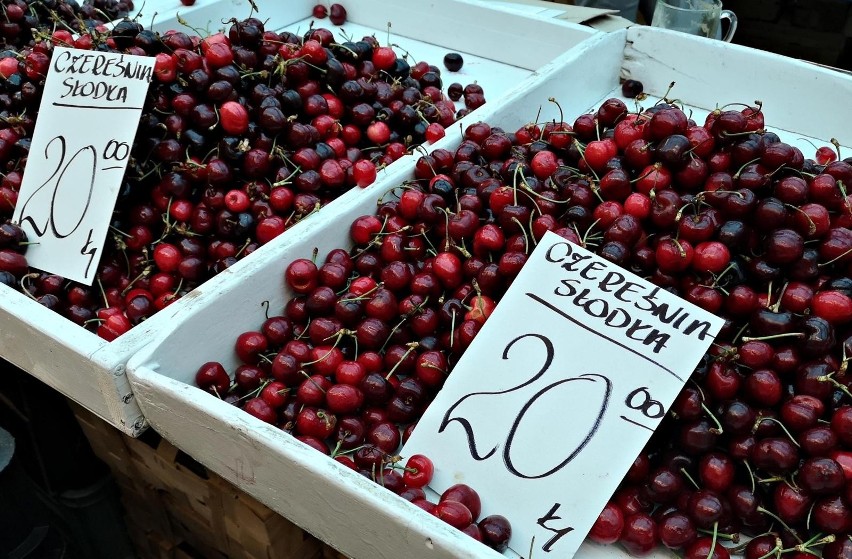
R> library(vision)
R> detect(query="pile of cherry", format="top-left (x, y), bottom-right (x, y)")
top-left (194, 91), bottom-right (852, 556)
top-left (0, 0), bottom-right (133, 49)
top-left (0, 11), bottom-right (485, 340)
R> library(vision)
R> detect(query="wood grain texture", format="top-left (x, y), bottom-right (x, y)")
top-left (73, 402), bottom-right (324, 559)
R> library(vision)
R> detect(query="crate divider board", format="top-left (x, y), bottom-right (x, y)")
top-left (128, 27), bottom-right (852, 558)
top-left (0, 0), bottom-right (595, 436)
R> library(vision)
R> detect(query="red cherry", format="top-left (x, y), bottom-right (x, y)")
top-left (195, 361), bottom-right (230, 395)
top-left (588, 501), bottom-right (624, 544)
top-left (402, 454), bottom-right (434, 488)
top-left (531, 150), bottom-right (559, 179)
top-left (372, 47), bottom-right (397, 71)
top-left (326, 384), bottom-right (364, 414)
top-left (621, 513), bottom-right (658, 556)
top-left (692, 241), bottom-right (730, 274)
top-left (285, 259), bottom-right (319, 293)
top-left (220, 101), bottom-right (249, 135)
top-left (440, 484), bottom-right (481, 520)
top-left (685, 537), bottom-right (730, 559)
top-left (812, 290), bottom-right (852, 325)
top-left (656, 237), bottom-right (694, 273)
top-left (235, 331), bottom-right (268, 364)
top-left (434, 500), bottom-right (473, 529)
top-left (244, 398), bottom-right (276, 424)
top-left (0, 57), bottom-right (18, 79)
top-left (260, 381), bottom-right (289, 408)
top-left (352, 159), bottom-right (377, 188)
top-left (329, 3), bottom-right (347, 25)
top-left (425, 122), bottom-right (446, 143)
top-left (816, 146), bottom-right (838, 165)
top-left (478, 515), bottom-right (512, 551)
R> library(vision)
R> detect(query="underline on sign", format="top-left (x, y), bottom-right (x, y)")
top-left (52, 103), bottom-right (144, 110)
top-left (101, 166), bottom-right (123, 170)
top-left (620, 415), bottom-right (655, 431)
top-left (524, 293), bottom-right (682, 381)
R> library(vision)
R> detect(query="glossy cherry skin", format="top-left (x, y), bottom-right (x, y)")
top-left (589, 501), bottom-right (624, 545)
top-left (478, 515), bottom-right (512, 551)
top-left (620, 513), bottom-right (658, 556)
top-left (402, 454), bottom-right (434, 488)
top-left (440, 484), bottom-right (482, 520)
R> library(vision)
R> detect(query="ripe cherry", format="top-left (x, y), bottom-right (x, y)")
top-left (402, 454), bottom-right (434, 488)
top-left (478, 515), bottom-right (511, 551)
top-left (589, 501), bottom-right (624, 545)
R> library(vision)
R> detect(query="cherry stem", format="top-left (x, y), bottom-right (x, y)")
top-left (573, 139), bottom-right (600, 182)
top-left (679, 467), bottom-right (700, 490)
top-left (380, 314), bottom-right (410, 353)
top-left (710, 262), bottom-right (737, 288)
top-left (511, 217), bottom-right (530, 255)
top-left (741, 332), bottom-right (804, 343)
top-left (298, 371), bottom-right (326, 394)
top-left (511, 164), bottom-right (524, 206)
top-left (701, 403), bottom-right (724, 435)
top-left (705, 522), bottom-right (719, 559)
top-left (696, 528), bottom-right (739, 543)
top-left (385, 342), bottom-right (419, 380)
top-left (332, 444), bottom-right (367, 458)
top-left (515, 186), bottom-right (547, 215)
top-left (806, 500), bottom-right (816, 533)
top-left (236, 379), bottom-right (271, 403)
top-left (786, 205), bottom-right (817, 237)
top-left (18, 273), bottom-right (38, 301)
top-left (449, 307), bottom-right (459, 350)
top-left (831, 138), bottom-right (842, 159)
top-left (817, 372), bottom-right (852, 401)
top-left (302, 333), bottom-right (345, 368)
top-left (120, 266), bottom-right (152, 297)
top-left (329, 439), bottom-right (344, 459)
top-left (547, 97), bottom-right (565, 124)
top-left (581, 218), bottom-right (601, 249)
top-left (742, 459), bottom-right (757, 493)
top-left (341, 282), bottom-right (384, 302)
top-left (732, 321), bottom-right (750, 345)
top-left (755, 543), bottom-right (782, 559)
top-left (757, 507), bottom-right (802, 543)
top-left (96, 278), bottom-right (109, 309)
top-left (783, 533), bottom-right (835, 555)
top-left (819, 247), bottom-right (852, 267)
top-left (659, 81), bottom-right (677, 103)
top-left (772, 282), bottom-right (789, 314)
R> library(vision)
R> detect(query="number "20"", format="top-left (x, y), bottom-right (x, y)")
top-left (439, 333), bottom-right (613, 480)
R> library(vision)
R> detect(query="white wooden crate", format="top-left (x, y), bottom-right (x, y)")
top-left (127, 28), bottom-right (852, 559)
top-left (0, 0), bottom-right (595, 436)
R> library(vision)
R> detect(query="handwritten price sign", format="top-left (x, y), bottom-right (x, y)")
top-left (403, 231), bottom-right (724, 558)
top-left (13, 48), bottom-right (154, 284)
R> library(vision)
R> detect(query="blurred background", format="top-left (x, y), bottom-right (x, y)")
top-left (724, 0), bottom-right (852, 70)
top-left (553, 0), bottom-right (852, 70)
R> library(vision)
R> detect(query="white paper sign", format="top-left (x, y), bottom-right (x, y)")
top-left (13, 47), bottom-right (154, 284)
top-left (403, 231), bottom-right (724, 558)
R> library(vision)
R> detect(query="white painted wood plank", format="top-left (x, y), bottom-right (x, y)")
top-left (131, 365), bottom-right (632, 559)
